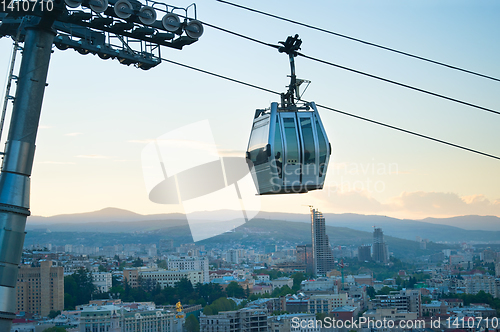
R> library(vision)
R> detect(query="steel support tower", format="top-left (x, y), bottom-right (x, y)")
top-left (0, 0), bottom-right (203, 328)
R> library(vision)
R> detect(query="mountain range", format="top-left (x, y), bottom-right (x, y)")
top-left (26, 208), bottom-right (500, 243)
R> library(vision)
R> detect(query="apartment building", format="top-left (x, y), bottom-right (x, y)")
top-left (79, 304), bottom-right (177, 332)
top-left (92, 272), bottom-right (112, 292)
top-left (371, 289), bottom-right (422, 317)
top-left (124, 267), bottom-right (203, 288)
top-left (464, 274), bottom-right (499, 297)
top-left (16, 260), bottom-right (64, 317)
top-left (200, 308), bottom-right (268, 332)
top-left (307, 293), bottom-right (350, 314)
top-left (167, 256), bottom-right (209, 283)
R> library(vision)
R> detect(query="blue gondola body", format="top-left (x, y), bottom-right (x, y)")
top-left (247, 101), bottom-right (330, 195)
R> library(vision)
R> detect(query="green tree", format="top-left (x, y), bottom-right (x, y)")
top-left (196, 283), bottom-right (226, 304)
top-left (175, 278), bottom-right (196, 303)
top-left (376, 286), bottom-right (392, 296)
top-left (395, 276), bottom-right (402, 286)
top-left (291, 272), bottom-right (306, 291)
top-left (421, 296), bottom-right (432, 304)
top-left (111, 274), bottom-right (121, 288)
top-left (271, 285), bottom-right (293, 298)
top-left (203, 297), bottom-right (236, 315)
top-left (157, 260), bottom-right (168, 269)
top-left (64, 268), bottom-right (96, 309)
top-left (42, 327), bottom-right (67, 332)
top-left (98, 265), bottom-right (107, 272)
top-left (154, 293), bottom-right (167, 305)
top-left (185, 314), bottom-right (200, 332)
top-left (132, 257), bottom-right (144, 267)
top-left (366, 286), bottom-right (376, 299)
top-left (226, 282), bottom-right (245, 298)
top-left (48, 310), bottom-right (61, 319)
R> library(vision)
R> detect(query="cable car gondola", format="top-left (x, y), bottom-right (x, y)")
top-left (246, 35), bottom-right (331, 195)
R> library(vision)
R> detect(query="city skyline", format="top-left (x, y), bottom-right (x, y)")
top-left (0, 1), bottom-right (498, 219)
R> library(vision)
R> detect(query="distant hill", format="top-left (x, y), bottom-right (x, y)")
top-left (254, 212), bottom-right (500, 243)
top-left (24, 217), bottom-right (450, 260)
top-left (422, 215), bottom-right (500, 231)
top-left (199, 218), bottom-right (451, 259)
top-left (26, 208), bottom-right (500, 243)
top-left (28, 207), bottom-right (183, 225)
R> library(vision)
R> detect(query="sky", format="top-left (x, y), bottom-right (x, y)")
top-left (0, 0), bottom-right (499, 219)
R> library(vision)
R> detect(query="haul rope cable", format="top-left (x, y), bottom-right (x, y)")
top-left (198, 21), bottom-right (500, 116)
top-left (160, 57), bottom-right (500, 161)
top-left (215, 0), bottom-right (500, 83)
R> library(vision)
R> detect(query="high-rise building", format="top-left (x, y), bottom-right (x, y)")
top-left (372, 227), bottom-right (388, 264)
top-left (227, 249), bottom-right (239, 264)
top-left (159, 239), bottom-right (174, 252)
top-left (264, 244), bottom-right (277, 254)
top-left (16, 260), bottom-right (64, 316)
top-left (311, 208), bottom-right (335, 276)
top-left (358, 245), bottom-right (372, 262)
top-left (296, 244), bottom-right (314, 274)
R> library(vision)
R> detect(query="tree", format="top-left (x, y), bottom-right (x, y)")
top-left (42, 327), bottom-right (67, 332)
top-left (185, 314), bottom-right (200, 332)
top-left (157, 260), bottom-right (168, 269)
top-left (48, 310), bottom-right (61, 319)
top-left (226, 282), bottom-right (245, 298)
top-left (366, 286), bottom-right (376, 299)
top-left (171, 277), bottom-right (196, 304)
top-left (132, 257), bottom-right (144, 267)
top-left (141, 277), bottom-right (158, 292)
top-left (395, 276), bottom-right (402, 286)
top-left (154, 293), bottom-right (167, 305)
top-left (203, 298), bottom-right (236, 315)
top-left (196, 283), bottom-right (226, 305)
top-left (112, 274), bottom-right (121, 288)
top-left (64, 268), bottom-right (96, 309)
top-left (291, 272), bottom-right (306, 291)
top-left (98, 265), bottom-right (107, 272)
top-left (376, 286), bottom-right (392, 296)
top-left (421, 296), bottom-right (432, 304)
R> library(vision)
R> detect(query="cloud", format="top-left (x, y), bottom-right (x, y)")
top-left (38, 125), bottom-right (52, 129)
top-left (388, 192), bottom-right (494, 216)
top-left (36, 161), bottom-right (76, 165)
top-left (76, 155), bottom-right (110, 159)
top-left (381, 191), bottom-right (500, 218)
top-left (314, 189), bottom-right (386, 213)
top-left (128, 139), bottom-right (155, 144)
top-left (65, 132), bottom-right (82, 137)
top-left (312, 189), bottom-right (500, 218)
top-left (218, 149), bottom-right (245, 157)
